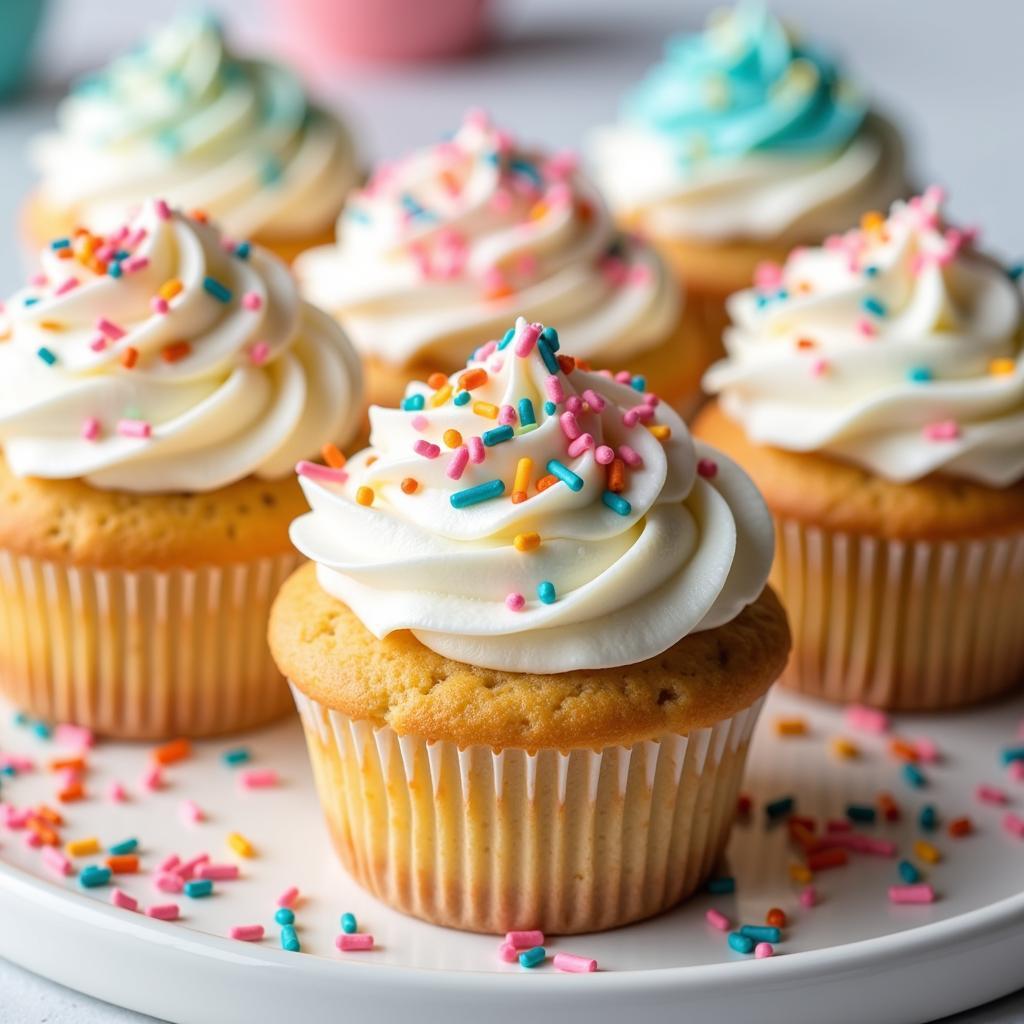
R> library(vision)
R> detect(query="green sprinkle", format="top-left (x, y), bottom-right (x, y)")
top-left (453, 390), bottom-right (471, 406)
top-left (184, 879), bottom-right (213, 898)
top-left (546, 459), bottom-right (583, 492)
top-left (450, 479), bottom-right (504, 509)
top-left (537, 581), bottom-right (556, 604)
top-left (402, 393), bottom-right (425, 411)
top-left (482, 425), bottom-right (514, 446)
top-left (37, 347), bottom-right (57, 366)
top-left (602, 491), bottom-right (631, 516)
top-left (202, 276), bottom-right (232, 303)
top-left (275, 908), bottom-right (295, 926)
top-left (280, 924), bottom-right (301, 952)
top-left (518, 398), bottom-right (536, 426)
top-left (539, 326), bottom-right (559, 351)
top-left (108, 838), bottom-right (138, 856)
top-left (222, 747), bottom-right (251, 766)
top-left (340, 912), bottom-right (357, 934)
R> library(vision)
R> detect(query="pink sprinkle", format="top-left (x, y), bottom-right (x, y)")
top-left (239, 769), bottom-right (278, 790)
top-left (559, 411), bottom-right (582, 440)
top-left (856, 318), bottom-right (877, 338)
top-left (505, 930), bottom-right (544, 949)
top-left (543, 150), bottom-right (578, 180)
top-left (553, 952), bottom-right (598, 973)
top-left (176, 853), bottom-right (209, 880)
top-left (147, 903), bottom-right (180, 921)
top-left (55, 277), bottom-right (79, 296)
top-left (498, 404), bottom-right (517, 426)
top-left (139, 765), bottom-right (162, 791)
top-left (643, 392), bottom-right (660, 407)
top-left (153, 198), bottom-right (172, 221)
top-left (515, 322), bottom-right (542, 357)
top-left (1003, 813), bottom-right (1024, 839)
top-left (295, 460), bottom-right (347, 485)
top-left (697, 458), bottom-right (718, 479)
top-left (923, 420), bottom-right (960, 441)
top-left (826, 819), bottom-right (853, 833)
top-left (582, 389), bottom-right (606, 412)
top-left (150, 296), bottom-right (169, 315)
top-left (754, 260), bottom-right (784, 290)
top-left (505, 593), bottom-right (525, 612)
top-left (799, 886), bottom-right (818, 908)
top-left (1009, 761), bottom-right (1024, 783)
top-left (467, 436), bottom-right (485, 464)
top-left (3, 807), bottom-right (30, 828)
top-left (618, 445), bottom-right (643, 468)
top-left (565, 395), bottom-right (583, 416)
top-left (277, 886), bottom-right (300, 908)
top-left (489, 357), bottom-right (505, 374)
top-left (824, 833), bottom-right (897, 857)
top-left (106, 782), bottom-right (127, 803)
top-left (475, 340), bottom-right (497, 361)
top-left (914, 738), bottom-right (941, 763)
top-left (30, 272), bottom-right (48, 287)
top-left (0, 755), bottom-right (33, 773)
top-left (411, 414), bottom-right (429, 431)
top-left (249, 341), bottom-right (270, 365)
top-left (614, 371), bottom-right (632, 384)
top-left (89, 334), bottom-right (107, 352)
top-left (158, 854), bottom-right (180, 873)
top-left (623, 408), bottom-right (641, 428)
top-left (544, 375), bottom-right (564, 404)
top-left (630, 263), bottom-right (654, 286)
top-left (230, 924), bottom-right (264, 942)
top-left (242, 291), bottom-right (262, 311)
top-left (111, 888), bottom-right (138, 912)
top-left (446, 446), bottom-right (469, 481)
top-left (976, 784), bottom-right (1008, 806)
top-left (567, 433), bottom-right (594, 458)
top-left (754, 943), bottom-right (774, 959)
top-left (810, 358), bottom-right (829, 377)
top-left (122, 256), bottom-right (149, 274)
top-left (595, 445), bottom-right (615, 465)
top-left (155, 873), bottom-right (184, 894)
top-left (179, 799), bottom-right (204, 824)
top-left (414, 440), bottom-right (441, 460)
top-left (81, 417), bottom-right (101, 441)
top-left (888, 884), bottom-right (935, 905)
top-left (42, 847), bottom-right (73, 877)
top-left (336, 933), bottom-right (374, 952)
top-left (117, 419), bottom-right (152, 439)
top-left (23, 831), bottom-right (42, 849)
top-left (705, 908), bottom-right (731, 932)
top-left (96, 317), bottom-right (125, 340)
top-left (844, 704), bottom-right (889, 734)
top-left (498, 942), bottom-right (519, 963)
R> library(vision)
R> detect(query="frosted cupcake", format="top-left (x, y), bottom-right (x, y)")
top-left (590, 4), bottom-right (906, 342)
top-left (0, 199), bottom-right (363, 739)
top-left (26, 13), bottom-right (358, 264)
top-left (696, 188), bottom-right (1024, 710)
top-left (294, 110), bottom-right (711, 413)
top-left (270, 317), bottom-right (789, 934)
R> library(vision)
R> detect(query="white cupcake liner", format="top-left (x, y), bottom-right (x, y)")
top-left (290, 684), bottom-right (765, 935)
top-left (0, 549), bottom-right (303, 738)
top-left (773, 517), bottom-right (1024, 710)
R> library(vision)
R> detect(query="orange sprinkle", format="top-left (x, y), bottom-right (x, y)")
top-left (106, 854), bottom-right (139, 874)
top-left (152, 738), bottom-right (191, 766)
top-left (428, 384), bottom-right (453, 408)
top-left (647, 424), bottom-right (671, 441)
top-left (161, 340), bottom-right (191, 363)
top-left (356, 486), bottom-right (374, 507)
top-left (575, 358), bottom-right (593, 372)
top-left (159, 278), bottom-right (184, 300)
top-left (831, 737), bottom-right (859, 759)
top-left (889, 738), bottom-right (920, 762)
top-left (577, 199), bottom-right (594, 222)
top-left (190, 209), bottom-right (209, 223)
top-left (989, 357), bottom-right (1015, 376)
top-left (511, 491), bottom-right (529, 504)
top-left (427, 372), bottom-right (448, 390)
top-left (120, 347), bottom-right (139, 369)
top-left (57, 782), bottom-right (85, 803)
top-left (321, 443), bottom-right (346, 469)
top-left (472, 401), bottom-right (499, 419)
top-left (796, 337), bottom-right (817, 350)
top-left (789, 863), bottom-right (813, 884)
top-left (513, 532), bottom-right (541, 553)
top-left (458, 368), bottom-right (488, 391)
top-left (443, 429), bottom-right (463, 449)
top-left (528, 201), bottom-right (549, 221)
top-left (949, 816), bottom-right (973, 838)
top-left (366, 455), bottom-right (378, 467)
top-left (556, 355), bottom-right (576, 374)
top-left (766, 907), bottom-right (787, 928)
top-left (789, 823), bottom-right (817, 853)
top-left (607, 458), bottom-right (625, 494)
top-left (861, 210), bottom-right (885, 233)
top-left (400, 478), bottom-right (419, 495)
top-left (49, 757), bottom-right (85, 773)
top-left (536, 474), bottom-right (558, 493)
top-left (878, 792), bottom-right (901, 822)
top-left (485, 283), bottom-right (514, 302)
top-left (775, 717), bottom-right (808, 737)
top-left (28, 820), bottom-right (60, 846)
top-left (35, 804), bottom-right (64, 826)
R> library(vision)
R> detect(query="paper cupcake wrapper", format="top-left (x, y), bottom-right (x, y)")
top-left (773, 517), bottom-right (1024, 710)
top-left (0, 549), bottom-right (303, 739)
top-left (291, 684), bottom-right (765, 935)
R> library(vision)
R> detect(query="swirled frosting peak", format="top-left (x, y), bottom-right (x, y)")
top-left (33, 13), bottom-right (357, 241)
top-left (704, 187), bottom-right (1024, 486)
top-left (0, 199), bottom-right (363, 493)
top-left (294, 109), bottom-right (679, 370)
top-left (290, 317), bottom-right (774, 673)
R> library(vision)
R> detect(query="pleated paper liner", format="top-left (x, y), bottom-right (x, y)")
top-left (291, 684), bottom-right (765, 935)
top-left (773, 517), bottom-right (1024, 710)
top-left (0, 549), bottom-right (303, 739)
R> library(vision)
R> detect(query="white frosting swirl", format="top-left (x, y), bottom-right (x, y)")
top-left (32, 14), bottom-right (357, 242)
top-left (290, 317), bottom-right (773, 673)
top-left (295, 111), bottom-right (679, 370)
top-left (704, 188), bottom-right (1024, 486)
top-left (0, 200), bottom-right (362, 493)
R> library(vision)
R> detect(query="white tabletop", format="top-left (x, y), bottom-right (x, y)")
top-left (0, 0), bottom-right (1021, 1020)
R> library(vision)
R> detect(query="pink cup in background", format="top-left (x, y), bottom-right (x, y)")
top-left (269, 0), bottom-right (490, 67)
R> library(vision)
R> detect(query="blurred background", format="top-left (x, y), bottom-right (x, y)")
top-left (0, 0), bottom-right (1020, 294)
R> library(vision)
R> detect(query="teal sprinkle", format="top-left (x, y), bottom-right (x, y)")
top-left (234, 241), bottom-right (251, 260)
top-left (260, 155), bottom-right (283, 186)
top-left (13, 711), bottom-right (28, 726)
top-left (498, 327), bottom-right (516, 350)
top-left (1008, 263), bottom-right (1023, 281)
top-left (537, 581), bottom-right (557, 605)
top-left (79, 865), bottom-right (111, 888)
top-left (107, 261), bottom-right (123, 279)
top-left (114, 250), bottom-right (129, 260)
top-left (24, 297), bottom-right (39, 306)
top-left (483, 151), bottom-right (501, 166)
top-left (999, 744), bottom-right (1024, 765)
top-left (454, 390), bottom-right (471, 406)
top-left (482, 425), bottom-right (514, 446)
top-left (202, 276), bottom-right (233, 303)
top-left (776, 289), bottom-right (789, 301)
top-left (602, 491), bottom-right (632, 516)
top-left (32, 720), bottom-right (51, 739)
top-left (846, 804), bottom-right (876, 824)
top-left (919, 805), bottom-right (938, 831)
top-left (903, 763), bottom-right (926, 789)
top-left (340, 912), bottom-right (357, 934)
top-left (518, 946), bottom-right (546, 969)
top-left (50, 238), bottom-right (70, 250)
top-left (508, 158), bottom-right (542, 187)
top-left (728, 933), bottom-right (755, 955)
top-left (861, 296), bottom-right (887, 317)
top-left (631, 375), bottom-right (646, 392)
top-left (184, 879), bottom-right (213, 898)
top-left (546, 459), bottom-right (583, 491)
top-left (0, 765), bottom-right (15, 777)
top-left (108, 838), bottom-right (138, 856)
top-left (37, 347), bottom-right (57, 366)
top-left (543, 401), bottom-right (556, 416)
top-left (222, 747), bottom-right (251, 766)
top-left (346, 208), bottom-right (371, 224)
top-left (518, 398), bottom-right (536, 426)
top-left (705, 876), bottom-right (735, 895)
top-left (739, 925), bottom-right (781, 943)
top-left (539, 326), bottom-right (559, 351)
top-left (755, 294), bottom-right (769, 309)
top-left (156, 131), bottom-right (181, 154)
top-left (898, 860), bottom-right (920, 884)
top-left (864, 265), bottom-right (879, 277)
top-left (765, 795), bottom-right (794, 820)
top-left (907, 366), bottom-right (933, 383)
top-left (275, 908), bottom-right (295, 926)
top-left (280, 924), bottom-right (301, 952)
top-left (450, 479), bottom-right (505, 509)
top-left (537, 339), bottom-right (560, 375)
top-left (402, 394), bottom-right (425, 412)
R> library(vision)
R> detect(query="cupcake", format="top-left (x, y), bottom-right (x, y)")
top-left (26, 13), bottom-right (358, 265)
top-left (0, 198), bottom-right (363, 739)
top-left (590, 3), bottom-right (906, 346)
top-left (269, 317), bottom-right (789, 934)
top-left (696, 187), bottom-right (1024, 711)
top-left (294, 110), bottom-right (712, 414)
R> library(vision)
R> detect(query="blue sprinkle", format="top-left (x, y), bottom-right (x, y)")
top-left (454, 390), bottom-right (471, 406)
top-left (107, 261), bottom-right (122, 278)
top-left (861, 296), bottom-right (887, 317)
top-left (518, 946), bottom-right (546, 969)
top-left (537, 581), bottom-right (557, 605)
top-left (546, 459), bottom-right (583, 491)
top-left (32, 720), bottom-right (51, 739)
top-left (50, 238), bottom-right (70, 250)
top-left (79, 865), bottom-right (111, 888)
top-left (907, 366), bottom-right (933, 383)
top-left (234, 241), bottom-right (251, 260)
top-left (903, 763), bottom-right (926, 789)
top-left (340, 912), bottom-right (357, 934)
top-left (280, 924), bottom-right (300, 952)
top-left (450, 479), bottom-right (505, 509)
top-left (37, 347), bottom-right (58, 366)
top-left (739, 925), bottom-right (781, 943)
top-left (765, 795), bottom-right (794, 820)
top-left (275, 908), bottom-right (295, 926)
top-left (222, 747), bottom-right (250, 766)
top-left (518, 398), bottom-right (536, 426)
top-left (482, 425), bottom-right (514, 446)
top-left (24, 296), bottom-right (39, 306)
top-left (1008, 263), bottom-right (1023, 281)
top-left (108, 838), bottom-right (138, 856)
top-left (631, 375), bottom-right (646, 392)
top-left (602, 491), bottom-right (631, 516)
top-left (728, 933), bottom-right (754, 954)
top-left (537, 338), bottom-right (560, 375)
top-left (539, 326), bottom-right (559, 351)
top-left (898, 860), bottom-right (921, 884)
top-left (919, 805), bottom-right (938, 832)
top-left (202, 276), bottom-right (232, 303)
top-left (543, 401), bottom-right (557, 416)
top-left (184, 878), bottom-right (213, 898)
top-left (498, 327), bottom-right (516, 350)
top-left (401, 393), bottom-right (425, 412)
top-left (1000, 745), bottom-right (1024, 765)
top-left (705, 876), bottom-right (735, 895)
top-left (846, 804), bottom-right (876, 824)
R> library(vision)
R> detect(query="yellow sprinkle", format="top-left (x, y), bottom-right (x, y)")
top-left (443, 429), bottom-right (463, 449)
top-left (428, 384), bottom-right (452, 408)
top-left (789, 863), bottom-right (813, 884)
top-left (472, 401), bottom-right (499, 419)
top-left (66, 837), bottom-right (100, 857)
top-left (914, 840), bottom-right (941, 864)
top-left (355, 486), bottom-right (374, 507)
top-left (774, 717), bottom-right (807, 737)
top-left (159, 278), bottom-right (184, 300)
top-left (860, 210), bottom-right (885, 233)
top-left (38, 320), bottom-right (64, 332)
top-left (227, 832), bottom-right (255, 858)
top-left (513, 532), bottom-right (541, 553)
top-left (647, 424), bottom-right (671, 441)
top-left (512, 458), bottom-right (533, 496)
top-left (831, 737), bottom-right (860, 760)
top-left (989, 357), bottom-right (1015, 376)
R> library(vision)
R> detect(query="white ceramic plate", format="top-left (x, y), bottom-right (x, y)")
top-left (0, 688), bottom-right (1022, 1024)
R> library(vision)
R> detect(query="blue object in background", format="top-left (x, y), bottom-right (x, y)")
top-left (0, 1), bottom-right (46, 99)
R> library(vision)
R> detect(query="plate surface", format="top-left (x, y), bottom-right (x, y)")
top-left (0, 688), bottom-right (1022, 1024)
